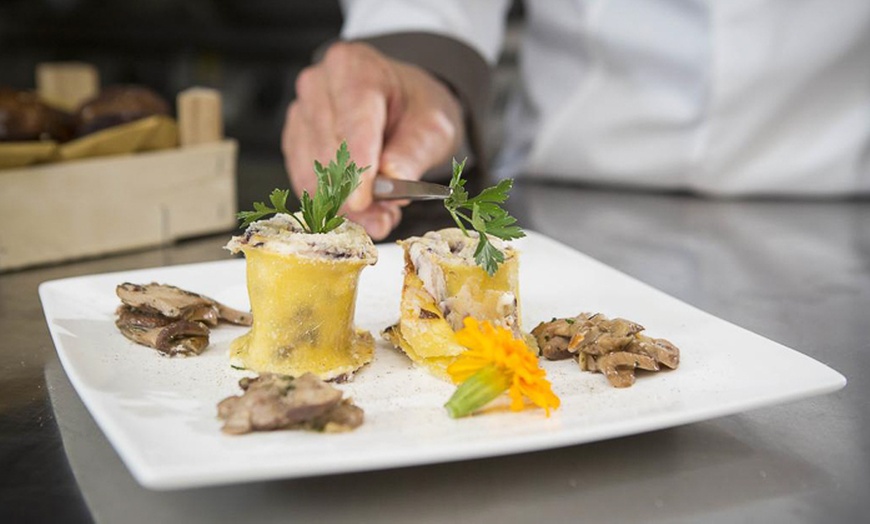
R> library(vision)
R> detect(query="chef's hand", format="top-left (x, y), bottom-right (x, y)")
top-left (282, 42), bottom-right (464, 240)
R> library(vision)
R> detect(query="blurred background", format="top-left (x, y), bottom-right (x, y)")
top-left (0, 0), bottom-right (523, 211)
top-left (0, 0), bottom-right (343, 205)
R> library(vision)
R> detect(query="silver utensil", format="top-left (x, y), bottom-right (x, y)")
top-left (372, 176), bottom-right (451, 201)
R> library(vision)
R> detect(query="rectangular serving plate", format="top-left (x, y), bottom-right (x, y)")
top-left (39, 231), bottom-right (846, 490)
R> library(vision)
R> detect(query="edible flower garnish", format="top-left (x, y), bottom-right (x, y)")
top-left (444, 159), bottom-right (525, 275)
top-left (445, 317), bottom-right (560, 418)
top-left (237, 141), bottom-right (367, 233)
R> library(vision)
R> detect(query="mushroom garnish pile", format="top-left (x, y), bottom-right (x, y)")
top-left (115, 282), bottom-right (252, 356)
top-left (217, 372), bottom-right (364, 434)
top-left (532, 313), bottom-right (680, 388)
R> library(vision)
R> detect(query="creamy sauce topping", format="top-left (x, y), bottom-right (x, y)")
top-left (225, 214), bottom-right (377, 264)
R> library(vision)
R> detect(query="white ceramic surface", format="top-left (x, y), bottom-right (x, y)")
top-left (39, 231), bottom-right (846, 490)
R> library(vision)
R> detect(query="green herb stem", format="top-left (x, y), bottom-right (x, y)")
top-left (443, 159), bottom-right (525, 275)
top-left (237, 141), bottom-right (367, 234)
top-left (445, 365), bottom-right (513, 418)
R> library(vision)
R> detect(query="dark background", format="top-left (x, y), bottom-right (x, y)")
top-left (0, 0), bottom-right (342, 154)
top-left (0, 0), bottom-right (523, 211)
top-left (0, 0), bottom-right (348, 211)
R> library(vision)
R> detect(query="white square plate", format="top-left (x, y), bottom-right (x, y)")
top-left (39, 231), bottom-right (846, 490)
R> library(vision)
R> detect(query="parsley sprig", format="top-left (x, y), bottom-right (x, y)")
top-left (444, 159), bottom-right (525, 275)
top-left (237, 188), bottom-right (292, 227)
top-left (237, 141), bottom-right (367, 234)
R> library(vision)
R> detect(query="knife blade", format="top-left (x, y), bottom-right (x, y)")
top-left (372, 176), bottom-right (451, 201)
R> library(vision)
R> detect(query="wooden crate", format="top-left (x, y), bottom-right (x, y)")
top-left (0, 139), bottom-right (237, 272)
top-left (0, 85), bottom-right (238, 272)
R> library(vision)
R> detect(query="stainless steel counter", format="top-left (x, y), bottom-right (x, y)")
top-left (2, 181), bottom-right (868, 523)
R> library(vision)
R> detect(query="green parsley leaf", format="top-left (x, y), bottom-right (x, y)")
top-left (237, 189), bottom-right (291, 227)
top-left (237, 141), bottom-right (368, 234)
top-left (444, 159), bottom-right (525, 275)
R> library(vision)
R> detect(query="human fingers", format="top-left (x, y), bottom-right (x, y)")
top-left (380, 63), bottom-right (464, 184)
top-left (284, 108), bottom-right (329, 199)
top-left (321, 42), bottom-right (394, 212)
top-left (283, 65), bottom-right (341, 196)
top-left (345, 202), bottom-right (402, 241)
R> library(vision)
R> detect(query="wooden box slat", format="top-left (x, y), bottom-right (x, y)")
top-left (0, 139), bottom-right (237, 272)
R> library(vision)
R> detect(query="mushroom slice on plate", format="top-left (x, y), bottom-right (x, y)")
top-left (567, 314), bottom-right (645, 356)
top-left (116, 282), bottom-right (252, 326)
top-left (533, 313), bottom-right (681, 387)
top-left (530, 317), bottom-right (576, 360)
top-left (115, 308), bottom-right (210, 356)
top-left (217, 373), bottom-right (364, 435)
top-left (626, 335), bottom-right (681, 369)
top-left (594, 351), bottom-right (660, 388)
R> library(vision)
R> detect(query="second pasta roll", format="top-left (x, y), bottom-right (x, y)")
top-left (384, 228), bottom-right (524, 379)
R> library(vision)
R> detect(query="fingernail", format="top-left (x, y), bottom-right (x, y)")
top-left (381, 161), bottom-right (411, 181)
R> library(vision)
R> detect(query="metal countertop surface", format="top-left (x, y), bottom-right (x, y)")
top-left (2, 180), bottom-right (868, 523)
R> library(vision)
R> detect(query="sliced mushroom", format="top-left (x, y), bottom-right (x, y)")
top-left (531, 317), bottom-right (581, 360)
top-left (567, 315), bottom-right (644, 356)
top-left (595, 351), bottom-right (659, 388)
top-left (217, 372), bottom-right (360, 435)
top-left (548, 317), bottom-right (582, 338)
top-left (182, 304), bottom-right (221, 327)
top-left (307, 398), bottom-right (365, 433)
top-left (215, 303), bottom-right (253, 326)
top-left (533, 313), bottom-right (680, 387)
top-left (627, 336), bottom-right (680, 369)
top-left (116, 304), bottom-right (172, 329)
top-left (611, 368), bottom-right (636, 388)
top-left (116, 282), bottom-right (252, 326)
top-left (578, 351), bottom-right (597, 372)
top-left (542, 335), bottom-right (572, 360)
top-left (115, 315), bottom-right (210, 357)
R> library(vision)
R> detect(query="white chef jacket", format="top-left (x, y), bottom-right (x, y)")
top-left (341, 0), bottom-right (870, 196)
